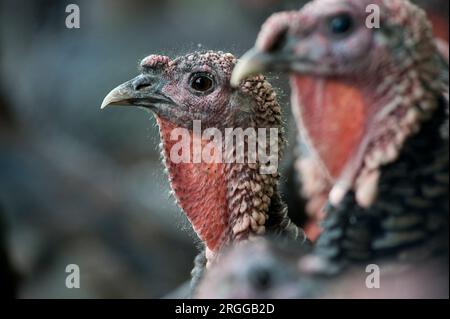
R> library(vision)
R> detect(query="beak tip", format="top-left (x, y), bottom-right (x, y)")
top-left (230, 73), bottom-right (242, 88)
top-left (100, 88), bottom-right (123, 110)
top-left (230, 60), bottom-right (253, 88)
top-left (231, 48), bottom-right (269, 88)
top-left (100, 99), bottom-right (110, 110)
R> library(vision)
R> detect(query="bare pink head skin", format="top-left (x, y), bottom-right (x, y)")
top-left (232, 0), bottom-right (444, 208)
top-left (102, 51), bottom-right (298, 263)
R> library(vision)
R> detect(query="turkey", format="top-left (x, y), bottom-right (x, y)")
top-left (196, 237), bottom-right (306, 299)
top-left (197, 236), bottom-right (449, 298)
top-left (232, 0), bottom-right (448, 279)
top-left (101, 51), bottom-right (309, 292)
top-left (234, 0), bottom-right (448, 239)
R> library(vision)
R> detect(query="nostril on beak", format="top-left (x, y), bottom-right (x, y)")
top-left (133, 76), bottom-right (153, 91)
top-left (135, 83), bottom-right (151, 91)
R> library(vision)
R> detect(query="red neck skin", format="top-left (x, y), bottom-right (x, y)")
top-left (429, 13), bottom-right (449, 42)
top-left (156, 117), bottom-right (229, 253)
top-left (291, 75), bottom-right (376, 186)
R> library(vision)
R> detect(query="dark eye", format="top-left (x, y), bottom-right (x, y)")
top-left (190, 73), bottom-right (214, 93)
top-left (328, 13), bottom-right (354, 36)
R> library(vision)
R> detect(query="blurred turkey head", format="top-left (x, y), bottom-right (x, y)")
top-left (232, 0), bottom-right (444, 208)
top-left (195, 237), bottom-right (309, 299)
top-left (196, 236), bottom-right (449, 299)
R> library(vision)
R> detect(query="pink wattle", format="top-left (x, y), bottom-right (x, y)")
top-left (156, 117), bottom-right (229, 252)
top-left (291, 75), bottom-right (369, 182)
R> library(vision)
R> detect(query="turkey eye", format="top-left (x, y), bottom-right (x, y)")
top-left (328, 13), bottom-right (354, 35)
top-left (190, 74), bottom-right (214, 93)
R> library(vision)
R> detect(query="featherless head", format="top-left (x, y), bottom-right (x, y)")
top-left (102, 51), bottom-right (291, 257)
top-left (234, 0), bottom-right (439, 80)
top-left (103, 51), bottom-right (283, 133)
top-left (233, 0), bottom-right (446, 208)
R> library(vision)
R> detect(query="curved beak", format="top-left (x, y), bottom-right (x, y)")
top-left (231, 37), bottom-right (322, 87)
top-left (231, 45), bottom-right (298, 88)
top-left (101, 74), bottom-right (173, 110)
top-left (101, 80), bottom-right (134, 109)
top-left (231, 48), bottom-right (278, 88)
